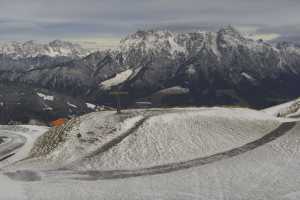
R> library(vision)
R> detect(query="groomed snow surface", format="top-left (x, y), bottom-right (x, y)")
top-left (74, 109), bottom-right (280, 170)
top-left (0, 125), bottom-right (48, 169)
top-left (262, 98), bottom-right (300, 118)
top-left (0, 107), bottom-right (300, 199)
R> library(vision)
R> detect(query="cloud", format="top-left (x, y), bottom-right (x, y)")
top-left (0, 0), bottom-right (299, 41)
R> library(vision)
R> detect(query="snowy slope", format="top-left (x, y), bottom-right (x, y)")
top-left (0, 125), bottom-right (48, 168)
top-left (15, 112), bottom-right (145, 170)
top-left (0, 108), bottom-right (300, 200)
top-left (263, 98), bottom-right (300, 117)
top-left (3, 107), bottom-right (281, 171)
top-left (74, 108), bottom-right (280, 170)
top-left (99, 69), bottom-right (133, 89)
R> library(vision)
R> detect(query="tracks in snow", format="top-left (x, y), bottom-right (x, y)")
top-left (52, 121), bottom-right (296, 181)
top-left (3, 112), bottom-right (296, 182)
top-left (0, 132), bottom-right (26, 162)
top-left (64, 116), bottom-right (151, 169)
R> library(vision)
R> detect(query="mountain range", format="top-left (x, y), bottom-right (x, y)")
top-left (0, 40), bottom-right (89, 59)
top-left (1, 26), bottom-right (300, 124)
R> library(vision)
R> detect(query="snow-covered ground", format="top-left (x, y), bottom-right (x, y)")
top-left (0, 125), bottom-right (48, 168)
top-left (262, 98), bottom-right (300, 118)
top-left (1, 107), bottom-right (300, 200)
top-left (73, 108), bottom-right (281, 170)
top-left (99, 69), bottom-right (133, 89)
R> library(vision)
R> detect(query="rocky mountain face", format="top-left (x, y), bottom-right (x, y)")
top-left (115, 26), bottom-right (300, 107)
top-left (0, 40), bottom-right (92, 124)
top-left (1, 26), bottom-right (300, 123)
top-left (0, 83), bottom-right (95, 125)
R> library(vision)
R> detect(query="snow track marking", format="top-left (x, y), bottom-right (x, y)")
top-left (62, 116), bottom-right (151, 169)
top-left (0, 132), bottom-right (26, 161)
top-left (0, 153), bottom-right (15, 162)
top-left (66, 122), bottom-right (296, 180)
top-left (82, 116), bottom-right (149, 159)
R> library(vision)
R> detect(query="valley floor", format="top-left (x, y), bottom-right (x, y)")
top-left (0, 107), bottom-right (300, 200)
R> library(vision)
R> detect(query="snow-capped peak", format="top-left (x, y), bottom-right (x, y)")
top-left (118, 27), bottom-right (257, 60)
top-left (218, 25), bottom-right (244, 38)
top-left (0, 40), bottom-right (90, 59)
top-left (119, 30), bottom-right (187, 57)
top-left (217, 25), bottom-right (249, 48)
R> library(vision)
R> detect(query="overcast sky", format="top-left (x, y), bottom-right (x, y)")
top-left (0, 0), bottom-right (300, 45)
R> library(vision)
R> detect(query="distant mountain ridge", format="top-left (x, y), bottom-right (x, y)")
top-left (1, 26), bottom-right (300, 123)
top-left (112, 26), bottom-right (300, 106)
top-left (0, 40), bottom-right (90, 59)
